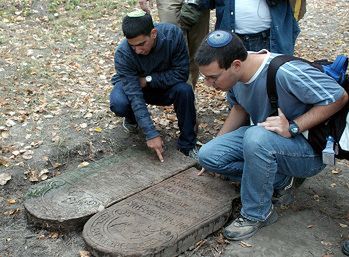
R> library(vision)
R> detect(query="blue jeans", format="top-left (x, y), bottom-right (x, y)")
top-left (110, 82), bottom-right (197, 153)
top-left (198, 126), bottom-right (325, 221)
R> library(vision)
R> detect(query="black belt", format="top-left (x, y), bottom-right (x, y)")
top-left (236, 29), bottom-right (270, 40)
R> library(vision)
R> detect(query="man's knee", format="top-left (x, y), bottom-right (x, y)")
top-left (198, 140), bottom-right (220, 169)
top-left (243, 126), bottom-right (274, 155)
top-left (109, 90), bottom-right (130, 117)
top-left (174, 83), bottom-right (194, 99)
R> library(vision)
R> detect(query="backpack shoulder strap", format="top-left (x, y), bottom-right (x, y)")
top-left (267, 55), bottom-right (305, 116)
top-left (326, 55), bottom-right (348, 84)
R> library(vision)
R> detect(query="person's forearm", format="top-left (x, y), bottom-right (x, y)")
top-left (295, 92), bottom-right (348, 131)
top-left (218, 104), bottom-right (249, 136)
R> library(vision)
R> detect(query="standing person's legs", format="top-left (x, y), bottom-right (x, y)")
top-left (157, 0), bottom-right (209, 88)
top-left (143, 82), bottom-right (196, 154)
top-left (156, 0), bottom-right (181, 24)
top-left (187, 9), bottom-right (209, 87)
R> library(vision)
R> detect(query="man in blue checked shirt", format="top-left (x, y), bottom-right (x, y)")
top-left (110, 11), bottom-right (198, 162)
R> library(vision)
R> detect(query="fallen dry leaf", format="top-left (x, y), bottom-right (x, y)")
top-left (0, 156), bottom-right (10, 167)
top-left (22, 150), bottom-right (34, 160)
top-left (7, 199), bottom-right (16, 204)
top-left (339, 223), bottom-right (348, 228)
top-left (320, 241), bottom-right (332, 246)
top-left (39, 169), bottom-right (49, 177)
top-left (79, 250), bottom-right (91, 257)
top-left (5, 119), bottom-right (16, 127)
top-left (1, 130), bottom-right (10, 139)
top-left (49, 232), bottom-right (59, 239)
top-left (78, 161), bottom-right (89, 168)
top-left (313, 194), bottom-right (320, 202)
top-left (239, 241), bottom-right (253, 248)
top-left (24, 169), bottom-right (40, 182)
top-left (331, 168), bottom-right (342, 174)
top-left (4, 208), bottom-right (20, 216)
top-left (0, 173), bottom-right (12, 185)
top-left (12, 150), bottom-right (20, 156)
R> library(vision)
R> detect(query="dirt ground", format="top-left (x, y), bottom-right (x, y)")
top-left (0, 0), bottom-right (349, 256)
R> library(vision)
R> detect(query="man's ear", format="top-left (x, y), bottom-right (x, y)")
top-left (150, 28), bottom-right (157, 39)
top-left (231, 59), bottom-right (242, 71)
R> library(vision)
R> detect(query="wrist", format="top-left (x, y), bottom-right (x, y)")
top-left (184, 0), bottom-right (200, 6)
top-left (288, 120), bottom-right (300, 137)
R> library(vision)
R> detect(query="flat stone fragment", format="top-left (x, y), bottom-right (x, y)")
top-left (83, 168), bottom-right (238, 257)
top-left (24, 147), bottom-right (196, 230)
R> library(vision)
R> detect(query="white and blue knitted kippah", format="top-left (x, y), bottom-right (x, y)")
top-left (127, 9), bottom-right (147, 18)
top-left (207, 30), bottom-right (233, 48)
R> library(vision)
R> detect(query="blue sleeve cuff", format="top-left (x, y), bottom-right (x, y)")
top-left (145, 129), bottom-right (160, 141)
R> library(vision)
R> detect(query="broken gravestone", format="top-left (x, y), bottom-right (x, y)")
top-left (24, 146), bottom-right (196, 230)
top-left (83, 168), bottom-right (239, 257)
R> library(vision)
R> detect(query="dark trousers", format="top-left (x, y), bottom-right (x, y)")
top-left (236, 29), bottom-right (271, 52)
top-left (110, 82), bottom-right (197, 153)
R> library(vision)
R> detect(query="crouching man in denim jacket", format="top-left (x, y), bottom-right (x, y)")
top-left (110, 11), bottom-right (197, 162)
top-left (195, 30), bottom-right (348, 240)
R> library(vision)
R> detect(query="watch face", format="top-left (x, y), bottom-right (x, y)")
top-left (146, 76), bottom-right (152, 82)
top-left (289, 123), bottom-right (299, 136)
top-left (291, 126), bottom-right (299, 133)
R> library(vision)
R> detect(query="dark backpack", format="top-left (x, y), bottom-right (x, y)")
top-left (266, 54), bottom-right (349, 160)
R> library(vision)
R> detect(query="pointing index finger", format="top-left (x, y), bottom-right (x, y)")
top-left (156, 149), bottom-right (164, 162)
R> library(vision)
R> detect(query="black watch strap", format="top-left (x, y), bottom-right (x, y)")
top-left (288, 120), bottom-right (300, 137)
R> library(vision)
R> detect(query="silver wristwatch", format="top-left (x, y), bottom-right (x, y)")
top-left (184, 0), bottom-right (200, 6)
top-left (145, 75), bottom-right (152, 83)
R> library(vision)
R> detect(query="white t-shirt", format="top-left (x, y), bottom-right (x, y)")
top-left (235, 0), bottom-right (271, 34)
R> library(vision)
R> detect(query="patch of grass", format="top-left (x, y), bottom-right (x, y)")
top-left (0, 36), bottom-right (5, 45)
top-left (48, 0), bottom-right (137, 20)
top-left (48, 0), bottom-right (82, 13)
top-left (0, 0), bottom-right (31, 18)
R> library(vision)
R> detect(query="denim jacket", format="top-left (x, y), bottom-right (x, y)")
top-left (200, 0), bottom-right (300, 55)
top-left (111, 23), bottom-right (189, 140)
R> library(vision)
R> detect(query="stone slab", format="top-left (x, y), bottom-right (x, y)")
top-left (83, 168), bottom-right (239, 257)
top-left (24, 146), bottom-right (196, 230)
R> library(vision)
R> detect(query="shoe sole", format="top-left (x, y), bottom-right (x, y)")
top-left (223, 211), bottom-right (279, 241)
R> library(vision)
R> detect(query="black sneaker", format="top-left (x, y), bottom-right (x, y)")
top-left (179, 146), bottom-right (199, 160)
top-left (122, 117), bottom-right (139, 134)
top-left (272, 177), bottom-right (306, 207)
top-left (223, 206), bottom-right (278, 241)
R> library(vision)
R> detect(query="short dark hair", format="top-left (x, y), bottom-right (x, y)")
top-left (195, 31), bottom-right (248, 69)
top-left (122, 12), bottom-right (154, 39)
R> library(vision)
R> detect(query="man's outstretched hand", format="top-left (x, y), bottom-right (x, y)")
top-left (147, 136), bottom-right (164, 162)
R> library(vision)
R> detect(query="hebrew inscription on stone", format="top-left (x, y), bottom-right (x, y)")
top-left (24, 147), bottom-right (196, 230)
top-left (83, 168), bottom-right (239, 257)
